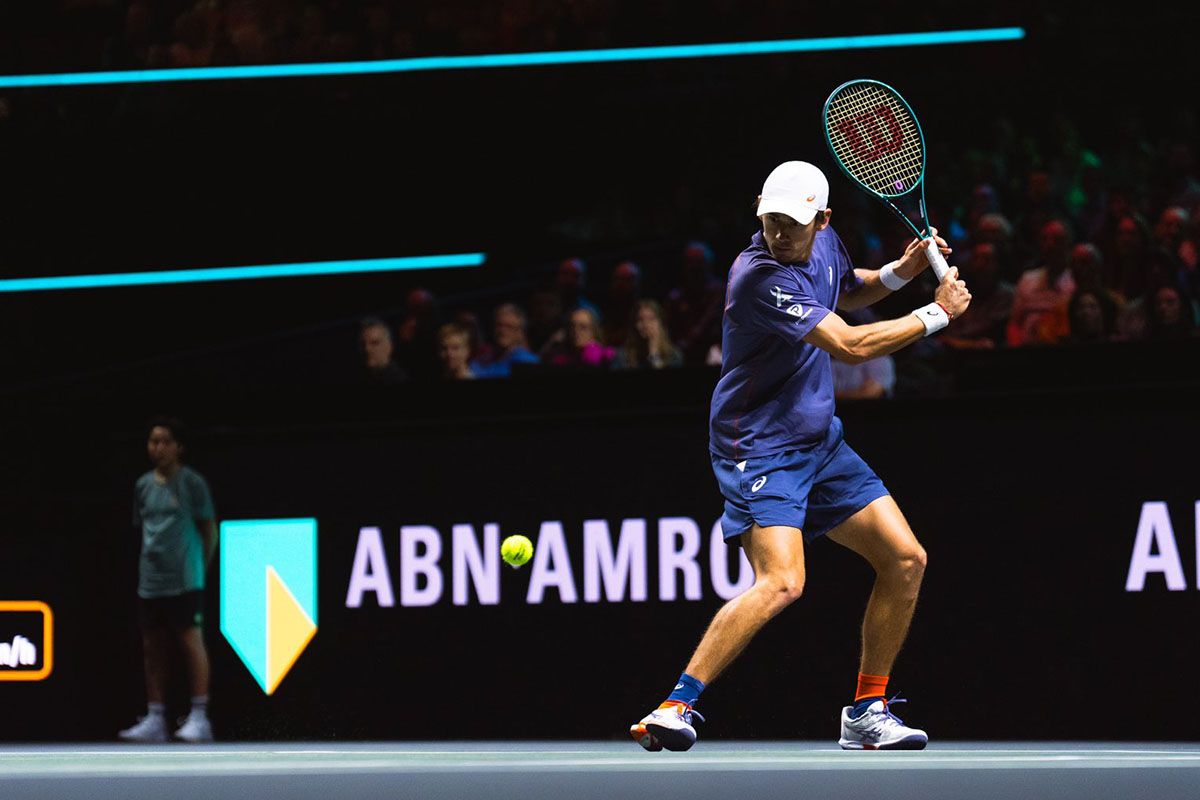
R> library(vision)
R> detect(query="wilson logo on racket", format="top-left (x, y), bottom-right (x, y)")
top-left (835, 106), bottom-right (905, 163)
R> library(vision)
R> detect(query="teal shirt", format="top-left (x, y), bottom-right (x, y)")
top-left (133, 466), bottom-right (216, 599)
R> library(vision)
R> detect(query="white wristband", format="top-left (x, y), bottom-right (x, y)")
top-left (912, 302), bottom-right (950, 336)
top-left (879, 260), bottom-right (910, 291)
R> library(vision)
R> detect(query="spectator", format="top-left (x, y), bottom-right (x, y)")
top-left (396, 288), bottom-right (441, 379)
top-left (664, 241), bottom-right (725, 365)
top-left (554, 257), bottom-right (599, 316)
top-left (1070, 243), bottom-right (1125, 307)
top-left (453, 310), bottom-right (495, 366)
top-left (942, 242), bottom-right (1014, 350)
top-left (1105, 214), bottom-right (1152, 300)
top-left (1065, 289), bottom-right (1117, 343)
top-left (1006, 219), bottom-right (1077, 346)
top-left (1114, 301), bottom-right (1149, 342)
top-left (1147, 285), bottom-right (1196, 339)
top-left (119, 417), bottom-right (216, 744)
top-left (359, 317), bottom-right (407, 384)
top-left (972, 212), bottom-right (1017, 280)
top-left (526, 288), bottom-right (565, 353)
top-left (614, 300), bottom-right (683, 369)
top-left (473, 303), bottom-right (540, 378)
top-left (602, 261), bottom-right (642, 348)
top-left (544, 308), bottom-right (614, 369)
top-left (437, 323), bottom-right (476, 379)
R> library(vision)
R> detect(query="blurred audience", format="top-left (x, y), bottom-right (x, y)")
top-left (942, 242), bottom-right (1014, 350)
top-left (664, 241), bottom-right (724, 365)
top-left (437, 323), bottom-right (475, 380)
top-left (359, 316), bottom-right (408, 384)
top-left (472, 303), bottom-right (540, 378)
top-left (613, 300), bottom-right (682, 369)
top-left (543, 308), bottom-right (614, 369)
top-left (1006, 219), bottom-right (1076, 346)
top-left (396, 288), bottom-right (441, 379)
top-left (602, 261), bottom-right (642, 348)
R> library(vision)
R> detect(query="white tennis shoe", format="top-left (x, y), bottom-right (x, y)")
top-left (118, 713), bottom-right (168, 743)
top-left (630, 701), bottom-right (705, 752)
top-left (838, 697), bottom-right (928, 750)
top-left (174, 711), bottom-right (214, 743)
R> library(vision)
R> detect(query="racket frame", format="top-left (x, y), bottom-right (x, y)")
top-left (822, 78), bottom-right (949, 280)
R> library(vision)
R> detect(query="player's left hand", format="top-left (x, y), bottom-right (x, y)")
top-left (897, 227), bottom-right (951, 278)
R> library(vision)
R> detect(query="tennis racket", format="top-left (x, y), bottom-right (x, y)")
top-left (822, 79), bottom-right (950, 281)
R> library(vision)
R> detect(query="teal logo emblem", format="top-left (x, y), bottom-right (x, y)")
top-left (220, 518), bottom-right (318, 695)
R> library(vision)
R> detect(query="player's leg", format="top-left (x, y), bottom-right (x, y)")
top-left (826, 495), bottom-right (929, 750)
top-left (826, 495), bottom-right (926, 680)
top-left (119, 604), bottom-right (171, 742)
top-left (633, 524), bottom-right (806, 751)
top-left (682, 524), bottom-right (806, 683)
top-left (174, 592), bottom-right (213, 742)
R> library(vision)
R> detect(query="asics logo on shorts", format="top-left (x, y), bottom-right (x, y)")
top-left (751, 476), bottom-right (768, 492)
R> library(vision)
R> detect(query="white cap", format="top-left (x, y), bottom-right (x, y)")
top-left (757, 161), bottom-right (829, 225)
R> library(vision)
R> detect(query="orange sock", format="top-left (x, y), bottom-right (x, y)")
top-left (854, 672), bottom-right (889, 702)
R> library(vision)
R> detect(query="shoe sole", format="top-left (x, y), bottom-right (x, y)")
top-left (838, 735), bottom-right (928, 751)
top-left (629, 723), bottom-right (662, 752)
top-left (645, 722), bottom-right (696, 752)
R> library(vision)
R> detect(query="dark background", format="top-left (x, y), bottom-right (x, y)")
top-left (1, 2), bottom-right (1198, 742)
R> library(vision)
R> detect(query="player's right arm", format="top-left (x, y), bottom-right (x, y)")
top-left (804, 268), bottom-right (972, 364)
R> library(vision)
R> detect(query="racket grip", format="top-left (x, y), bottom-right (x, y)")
top-left (925, 239), bottom-right (950, 282)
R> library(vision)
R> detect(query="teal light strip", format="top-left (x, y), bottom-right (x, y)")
top-left (0, 253), bottom-right (485, 292)
top-left (0, 28), bottom-right (1025, 88)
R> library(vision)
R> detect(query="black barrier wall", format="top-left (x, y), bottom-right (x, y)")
top-left (1, 362), bottom-right (1198, 742)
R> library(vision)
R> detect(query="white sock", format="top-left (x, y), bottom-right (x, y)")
top-left (147, 702), bottom-right (165, 718)
top-left (190, 696), bottom-right (209, 717)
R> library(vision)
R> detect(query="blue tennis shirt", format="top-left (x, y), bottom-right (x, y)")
top-left (709, 226), bottom-right (863, 459)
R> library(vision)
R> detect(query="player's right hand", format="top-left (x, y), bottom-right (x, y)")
top-left (934, 266), bottom-right (971, 319)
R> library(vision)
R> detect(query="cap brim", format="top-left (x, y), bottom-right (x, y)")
top-left (757, 199), bottom-right (819, 225)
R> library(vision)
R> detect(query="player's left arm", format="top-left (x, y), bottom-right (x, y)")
top-left (838, 229), bottom-right (952, 312)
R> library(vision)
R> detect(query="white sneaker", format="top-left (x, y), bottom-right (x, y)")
top-left (631, 701), bottom-right (705, 752)
top-left (118, 714), bottom-right (168, 743)
top-left (839, 697), bottom-right (928, 750)
top-left (174, 711), bottom-right (213, 743)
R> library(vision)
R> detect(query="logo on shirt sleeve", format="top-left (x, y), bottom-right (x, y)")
top-left (787, 304), bottom-right (811, 320)
top-left (770, 286), bottom-right (793, 307)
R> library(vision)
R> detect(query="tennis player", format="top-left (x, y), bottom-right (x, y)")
top-left (630, 161), bottom-right (971, 751)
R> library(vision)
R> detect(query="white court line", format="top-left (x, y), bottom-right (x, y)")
top-left (5, 754), bottom-right (1200, 779)
top-left (7, 753), bottom-right (1200, 758)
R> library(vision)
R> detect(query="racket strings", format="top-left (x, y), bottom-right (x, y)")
top-left (826, 83), bottom-right (923, 197)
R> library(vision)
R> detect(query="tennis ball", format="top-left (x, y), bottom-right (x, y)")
top-left (501, 535), bottom-right (534, 568)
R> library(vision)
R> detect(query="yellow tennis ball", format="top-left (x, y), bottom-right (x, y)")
top-left (501, 535), bottom-right (534, 568)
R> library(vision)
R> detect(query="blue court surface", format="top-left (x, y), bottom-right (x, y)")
top-left (2, 742), bottom-right (1199, 800)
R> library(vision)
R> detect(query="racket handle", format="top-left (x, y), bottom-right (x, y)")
top-left (924, 238), bottom-right (950, 282)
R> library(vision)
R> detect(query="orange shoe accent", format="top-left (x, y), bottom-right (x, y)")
top-left (855, 672), bottom-right (889, 702)
top-left (657, 700), bottom-right (692, 711)
top-left (629, 721), bottom-right (662, 751)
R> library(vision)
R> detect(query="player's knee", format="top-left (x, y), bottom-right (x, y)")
top-left (895, 546), bottom-right (927, 588)
top-left (760, 571), bottom-right (805, 611)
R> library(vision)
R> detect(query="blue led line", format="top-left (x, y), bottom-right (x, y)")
top-left (0, 253), bottom-right (485, 292)
top-left (0, 28), bottom-right (1025, 88)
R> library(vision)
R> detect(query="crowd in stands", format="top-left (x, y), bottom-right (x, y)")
top-left (358, 106), bottom-right (1200, 394)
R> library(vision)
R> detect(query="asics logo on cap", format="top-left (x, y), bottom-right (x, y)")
top-left (807, 195), bottom-right (816, 202)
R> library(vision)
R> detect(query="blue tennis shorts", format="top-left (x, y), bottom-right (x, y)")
top-left (711, 417), bottom-right (888, 544)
